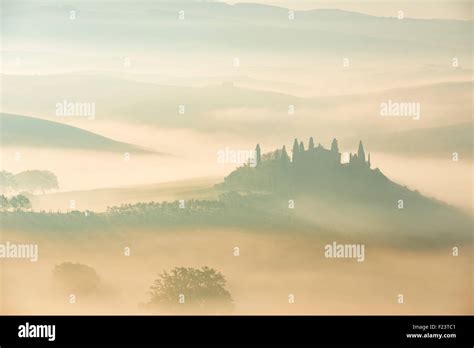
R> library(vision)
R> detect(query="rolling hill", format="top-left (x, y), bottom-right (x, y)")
top-left (0, 113), bottom-right (157, 153)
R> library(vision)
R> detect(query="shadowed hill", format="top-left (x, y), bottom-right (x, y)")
top-left (0, 113), bottom-right (158, 154)
top-left (216, 138), bottom-right (472, 245)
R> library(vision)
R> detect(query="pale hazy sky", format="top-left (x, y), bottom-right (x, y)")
top-left (226, 0), bottom-right (473, 20)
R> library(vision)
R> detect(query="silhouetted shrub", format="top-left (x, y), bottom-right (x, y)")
top-left (52, 262), bottom-right (101, 296)
top-left (148, 266), bottom-right (233, 314)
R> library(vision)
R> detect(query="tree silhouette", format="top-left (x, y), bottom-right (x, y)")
top-left (0, 171), bottom-right (16, 194)
top-left (331, 138), bottom-right (339, 152)
top-left (357, 141), bottom-right (366, 163)
top-left (14, 170), bottom-right (59, 194)
top-left (52, 262), bottom-right (102, 296)
top-left (308, 137), bottom-right (315, 150)
top-left (0, 195), bottom-right (9, 211)
top-left (148, 266), bottom-right (233, 313)
top-left (299, 141), bottom-right (305, 153)
top-left (9, 194), bottom-right (31, 211)
top-left (292, 138), bottom-right (299, 163)
top-left (280, 145), bottom-right (290, 166)
top-left (255, 144), bottom-right (262, 167)
top-left (299, 141), bottom-right (305, 164)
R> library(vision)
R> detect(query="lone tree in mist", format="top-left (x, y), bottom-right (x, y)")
top-left (14, 170), bottom-right (59, 194)
top-left (148, 266), bottom-right (233, 313)
top-left (52, 262), bottom-right (101, 296)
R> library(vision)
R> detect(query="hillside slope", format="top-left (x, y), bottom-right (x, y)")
top-left (0, 113), bottom-right (156, 153)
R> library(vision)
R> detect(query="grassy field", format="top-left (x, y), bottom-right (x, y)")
top-left (32, 177), bottom-right (221, 212)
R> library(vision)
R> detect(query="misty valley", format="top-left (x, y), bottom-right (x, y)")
top-left (0, 0), bottom-right (472, 317)
top-left (1, 136), bottom-right (471, 315)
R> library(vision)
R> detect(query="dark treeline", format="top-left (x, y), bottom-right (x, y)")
top-left (0, 192), bottom-right (314, 234)
top-left (0, 194), bottom-right (31, 211)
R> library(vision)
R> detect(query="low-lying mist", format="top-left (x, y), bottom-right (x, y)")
top-left (1, 228), bottom-right (472, 315)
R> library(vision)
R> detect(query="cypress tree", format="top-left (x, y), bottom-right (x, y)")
top-left (299, 141), bottom-right (305, 152)
top-left (281, 145), bottom-right (290, 165)
top-left (357, 140), bottom-right (366, 163)
top-left (292, 138), bottom-right (299, 163)
top-left (255, 144), bottom-right (262, 167)
top-left (299, 141), bottom-right (305, 164)
top-left (331, 138), bottom-right (339, 152)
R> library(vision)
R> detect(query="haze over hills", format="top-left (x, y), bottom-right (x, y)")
top-left (0, 113), bottom-right (157, 153)
top-left (32, 177), bottom-right (220, 212)
top-left (216, 138), bottom-right (472, 243)
top-left (3, 138), bottom-right (471, 247)
top-left (2, 74), bottom-right (471, 160)
top-left (1, 0), bottom-right (472, 317)
top-left (1, 0), bottom-right (471, 232)
top-left (3, 2), bottom-right (471, 53)
top-left (2, 74), bottom-right (470, 129)
top-left (2, 1), bottom-right (471, 99)
top-left (342, 122), bottom-right (473, 159)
